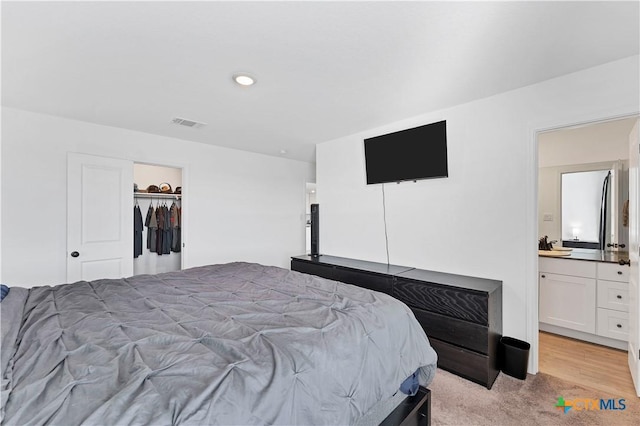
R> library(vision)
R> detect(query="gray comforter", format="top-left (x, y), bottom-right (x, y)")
top-left (1, 262), bottom-right (437, 425)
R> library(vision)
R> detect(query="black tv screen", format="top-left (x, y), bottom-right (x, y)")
top-left (364, 120), bottom-right (448, 184)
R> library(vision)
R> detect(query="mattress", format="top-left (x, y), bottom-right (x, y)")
top-left (1, 262), bottom-right (437, 425)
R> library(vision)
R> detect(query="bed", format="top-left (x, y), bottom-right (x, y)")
top-left (1, 262), bottom-right (437, 425)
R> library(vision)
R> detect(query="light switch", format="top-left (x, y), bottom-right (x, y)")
top-left (543, 213), bottom-right (554, 222)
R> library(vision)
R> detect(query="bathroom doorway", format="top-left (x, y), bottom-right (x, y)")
top-left (536, 115), bottom-right (638, 397)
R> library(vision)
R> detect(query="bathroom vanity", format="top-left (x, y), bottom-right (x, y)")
top-left (539, 249), bottom-right (629, 350)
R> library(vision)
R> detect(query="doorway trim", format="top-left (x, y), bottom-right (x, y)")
top-left (526, 108), bottom-right (640, 374)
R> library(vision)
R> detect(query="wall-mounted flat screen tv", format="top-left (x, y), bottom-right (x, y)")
top-left (364, 120), bottom-right (448, 185)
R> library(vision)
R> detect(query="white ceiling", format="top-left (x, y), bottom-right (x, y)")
top-left (2, 1), bottom-right (639, 163)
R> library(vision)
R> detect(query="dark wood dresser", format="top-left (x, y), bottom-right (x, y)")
top-left (291, 254), bottom-right (503, 389)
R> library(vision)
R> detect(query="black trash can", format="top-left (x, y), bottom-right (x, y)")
top-left (499, 336), bottom-right (530, 380)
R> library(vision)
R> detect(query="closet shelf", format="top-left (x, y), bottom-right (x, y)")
top-left (134, 192), bottom-right (181, 199)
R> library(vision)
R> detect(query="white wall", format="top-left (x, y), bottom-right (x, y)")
top-left (134, 163), bottom-right (182, 192)
top-left (538, 117), bottom-right (635, 168)
top-left (1, 107), bottom-right (314, 287)
top-left (316, 56), bottom-right (639, 360)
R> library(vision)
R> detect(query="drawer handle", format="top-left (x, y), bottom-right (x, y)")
top-left (616, 324), bottom-right (622, 328)
top-left (617, 295), bottom-right (622, 299)
top-left (617, 271), bottom-right (623, 275)
top-left (619, 259), bottom-right (630, 266)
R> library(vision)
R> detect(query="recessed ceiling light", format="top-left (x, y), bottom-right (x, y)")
top-left (233, 73), bottom-right (256, 86)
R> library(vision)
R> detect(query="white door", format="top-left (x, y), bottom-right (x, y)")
top-left (628, 118), bottom-right (640, 397)
top-left (67, 153), bottom-right (134, 283)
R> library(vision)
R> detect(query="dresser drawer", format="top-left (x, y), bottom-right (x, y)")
top-left (291, 260), bottom-right (337, 280)
top-left (291, 260), bottom-right (393, 295)
top-left (597, 262), bottom-right (629, 282)
top-left (393, 279), bottom-right (489, 325)
top-left (333, 267), bottom-right (392, 295)
top-left (411, 306), bottom-right (489, 354)
top-left (429, 337), bottom-right (499, 389)
top-left (596, 308), bottom-right (628, 341)
top-left (597, 280), bottom-right (629, 312)
top-left (539, 258), bottom-right (596, 278)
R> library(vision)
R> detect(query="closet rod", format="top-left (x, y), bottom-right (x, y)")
top-left (134, 193), bottom-right (181, 199)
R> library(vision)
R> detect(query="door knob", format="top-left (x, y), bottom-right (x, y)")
top-left (70, 251), bottom-right (80, 258)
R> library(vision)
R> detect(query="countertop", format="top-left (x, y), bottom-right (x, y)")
top-left (539, 248), bottom-right (629, 264)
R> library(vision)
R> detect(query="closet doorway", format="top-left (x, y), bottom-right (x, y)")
top-left (134, 163), bottom-right (183, 276)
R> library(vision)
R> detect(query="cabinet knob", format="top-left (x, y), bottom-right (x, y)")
top-left (70, 251), bottom-right (80, 258)
top-left (541, 274), bottom-right (546, 278)
top-left (616, 324), bottom-right (622, 328)
top-left (619, 244), bottom-right (626, 248)
top-left (618, 271), bottom-right (623, 275)
top-left (618, 259), bottom-right (630, 266)
top-left (617, 295), bottom-right (622, 299)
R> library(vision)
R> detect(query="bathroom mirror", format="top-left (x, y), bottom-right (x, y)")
top-left (560, 160), bottom-right (628, 251)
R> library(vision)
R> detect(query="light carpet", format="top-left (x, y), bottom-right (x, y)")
top-left (429, 369), bottom-right (639, 425)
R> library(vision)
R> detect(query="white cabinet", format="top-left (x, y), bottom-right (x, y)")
top-left (597, 262), bottom-right (629, 282)
top-left (538, 257), bottom-right (596, 278)
top-left (596, 263), bottom-right (629, 341)
top-left (596, 308), bottom-right (629, 340)
top-left (539, 257), bottom-right (629, 347)
top-left (539, 270), bottom-right (596, 333)
top-left (597, 280), bottom-right (629, 312)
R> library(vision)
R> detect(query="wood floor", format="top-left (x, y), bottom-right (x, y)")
top-left (539, 331), bottom-right (638, 399)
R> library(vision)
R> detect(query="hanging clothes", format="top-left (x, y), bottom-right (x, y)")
top-left (134, 204), bottom-right (144, 258)
top-left (162, 204), bottom-right (172, 255)
top-left (170, 201), bottom-right (181, 253)
top-left (146, 204), bottom-right (157, 252)
top-left (156, 205), bottom-right (165, 255)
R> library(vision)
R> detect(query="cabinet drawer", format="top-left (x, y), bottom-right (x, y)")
top-left (597, 263), bottom-right (629, 282)
top-left (597, 280), bottom-right (629, 312)
top-left (596, 308), bottom-right (628, 341)
top-left (539, 258), bottom-right (596, 278)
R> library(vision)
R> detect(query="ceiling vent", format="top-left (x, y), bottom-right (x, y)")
top-left (171, 117), bottom-right (206, 129)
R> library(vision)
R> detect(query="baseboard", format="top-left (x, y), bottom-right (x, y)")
top-left (539, 323), bottom-right (627, 350)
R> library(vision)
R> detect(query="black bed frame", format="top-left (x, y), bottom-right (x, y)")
top-left (380, 387), bottom-right (431, 426)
